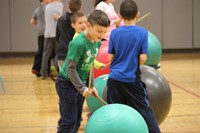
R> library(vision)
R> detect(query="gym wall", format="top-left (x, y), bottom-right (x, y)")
top-left (0, 0), bottom-right (199, 52)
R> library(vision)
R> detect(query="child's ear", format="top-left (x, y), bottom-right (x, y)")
top-left (67, 4), bottom-right (70, 11)
top-left (86, 22), bottom-right (91, 27)
top-left (136, 11), bottom-right (140, 19)
top-left (71, 23), bottom-right (75, 29)
top-left (79, 5), bottom-right (82, 11)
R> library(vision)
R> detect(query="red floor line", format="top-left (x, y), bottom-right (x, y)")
top-left (168, 81), bottom-right (200, 99)
top-left (173, 103), bottom-right (200, 105)
top-left (0, 107), bottom-right (57, 111)
top-left (168, 113), bottom-right (200, 117)
top-left (162, 132), bottom-right (200, 133)
top-left (0, 94), bottom-right (56, 95)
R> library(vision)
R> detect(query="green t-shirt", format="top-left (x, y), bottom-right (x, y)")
top-left (60, 32), bottom-right (101, 83)
top-left (73, 32), bottom-right (79, 39)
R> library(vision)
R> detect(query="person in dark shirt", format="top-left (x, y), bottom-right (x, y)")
top-left (56, 0), bottom-right (82, 70)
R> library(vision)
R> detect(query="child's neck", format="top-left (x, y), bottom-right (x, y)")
top-left (84, 30), bottom-right (95, 43)
top-left (105, 1), bottom-right (111, 4)
top-left (123, 19), bottom-right (137, 26)
top-left (41, 2), bottom-right (47, 5)
top-left (52, 0), bottom-right (61, 2)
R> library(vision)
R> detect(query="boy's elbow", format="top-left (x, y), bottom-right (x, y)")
top-left (140, 59), bottom-right (146, 65)
top-left (30, 19), bottom-right (36, 25)
top-left (140, 54), bottom-right (147, 65)
top-left (54, 15), bottom-right (61, 21)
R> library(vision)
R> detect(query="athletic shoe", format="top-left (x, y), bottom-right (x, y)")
top-left (50, 65), bottom-right (58, 77)
top-left (32, 69), bottom-right (41, 77)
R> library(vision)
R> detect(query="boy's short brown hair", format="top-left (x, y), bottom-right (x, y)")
top-left (87, 10), bottom-right (110, 27)
top-left (71, 12), bottom-right (85, 24)
top-left (120, 0), bottom-right (138, 20)
top-left (69, 0), bottom-right (82, 12)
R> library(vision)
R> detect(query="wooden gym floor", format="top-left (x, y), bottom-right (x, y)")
top-left (0, 52), bottom-right (200, 133)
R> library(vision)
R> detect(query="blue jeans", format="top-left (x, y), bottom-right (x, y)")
top-left (55, 75), bottom-right (84, 133)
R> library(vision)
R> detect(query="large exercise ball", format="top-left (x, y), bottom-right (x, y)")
top-left (144, 31), bottom-right (162, 67)
top-left (94, 40), bottom-right (110, 79)
top-left (140, 65), bottom-right (172, 124)
top-left (86, 75), bottom-right (108, 113)
top-left (99, 65), bottom-right (171, 125)
top-left (85, 104), bottom-right (148, 133)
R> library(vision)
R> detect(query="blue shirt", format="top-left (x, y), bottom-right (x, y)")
top-left (108, 25), bottom-right (148, 83)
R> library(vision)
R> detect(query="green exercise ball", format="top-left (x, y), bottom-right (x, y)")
top-left (86, 75), bottom-right (108, 113)
top-left (85, 104), bottom-right (148, 133)
top-left (144, 31), bottom-right (162, 67)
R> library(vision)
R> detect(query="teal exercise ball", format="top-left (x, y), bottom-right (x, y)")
top-left (85, 104), bottom-right (148, 133)
top-left (86, 75), bottom-right (108, 113)
top-left (144, 31), bottom-right (162, 67)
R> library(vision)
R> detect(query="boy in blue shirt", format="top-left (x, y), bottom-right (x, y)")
top-left (107, 0), bottom-right (161, 133)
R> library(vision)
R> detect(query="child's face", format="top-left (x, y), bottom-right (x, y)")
top-left (72, 16), bottom-right (87, 34)
top-left (87, 23), bottom-right (108, 42)
top-left (106, 0), bottom-right (115, 3)
top-left (43, 0), bottom-right (50, 4)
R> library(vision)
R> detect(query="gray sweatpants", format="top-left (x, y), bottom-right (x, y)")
top-left (40, 37), bottom-right (56, 77)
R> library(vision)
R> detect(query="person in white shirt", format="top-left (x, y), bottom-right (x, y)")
top-left (40, 0), bottom-right (63, 79)
top-left (95, 0), bottom-right (122, 40)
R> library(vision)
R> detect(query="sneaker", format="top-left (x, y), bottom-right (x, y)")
top-left (87, 112), bottom-right (92, 121)
top-left (48, 73), bottom-right (55, 82)
top-left (40, 76), bottom-right (47, 80)
top-left (50, 65), bottom-right (58, 77)
top-left (32, 69), bottom-right (41, 77)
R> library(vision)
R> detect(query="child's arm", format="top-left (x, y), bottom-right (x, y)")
top-left (67, 60), bottom-right (94, 98)
top-left (53, 3), bottom-right (63, 21)
top-left (139, 54), bottom-right (147, 65)
top-left (113, 17), bottom-right (122, 27)
top-left (108, 53), bottom-right (114, 66)
top-left (54, 14), bottom-right (62, 21)
top-left (93, 59), bottom-right (107, 70)
top-left (30, 10), bottom-right (37, 26)
top-left (140, 31), bottom-right (148, 65)
top-left (30, 18), bottom-right (37, 26)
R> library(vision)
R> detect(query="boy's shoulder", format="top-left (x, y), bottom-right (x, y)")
top-left (70, 33), bottom-right (100, 47)
top-left (70, 33), bottom-right (86, 45)
top-left (58, 12), bottom-right (72, 22)
top-left (113, 25), bottom-right (147, 33)
top-left (48, 1), bottom-right (63, 6)
top-left (35, 4), bottom-right (44, 11)
top-left (135, 25), bottom-right (147, 31)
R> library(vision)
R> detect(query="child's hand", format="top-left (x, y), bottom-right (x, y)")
top-left (99, 63), bottom-right (107, 70)
top-left (91, 87), bottom-right (98, 98)
top-left (83, 88), bottom-right (93, 98)
top-left (114, 16), bottom-right (122, 27)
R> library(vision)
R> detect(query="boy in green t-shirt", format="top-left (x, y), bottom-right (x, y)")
top-left (71, 12), bottom-right (107, 70)
top-left (55, 10), bottom-right (110, 133)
